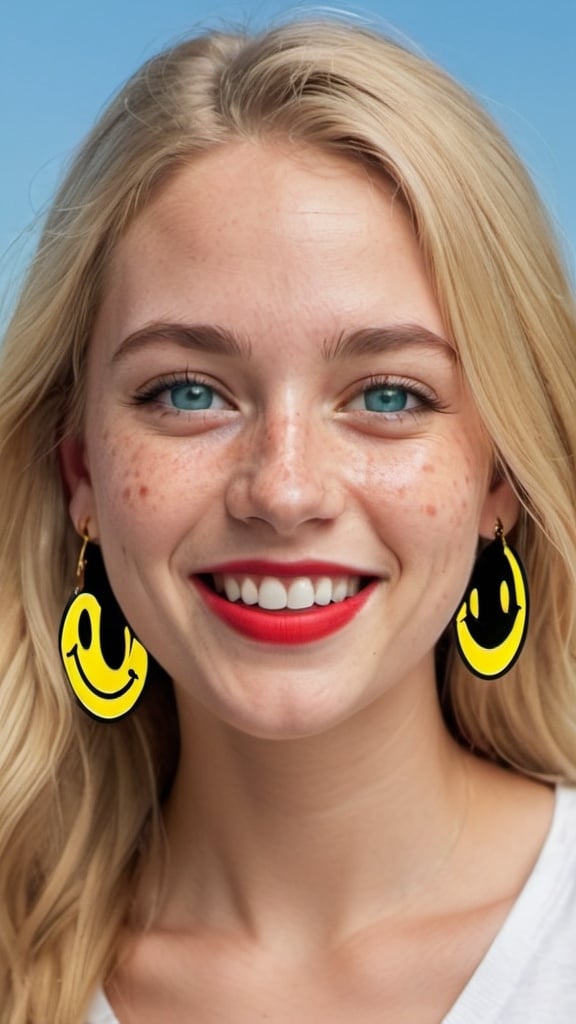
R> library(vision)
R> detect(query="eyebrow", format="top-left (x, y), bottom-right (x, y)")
top-left (322, 324), bottom-right (455, 361)
top-left (111, 323), bottom-right (253, 364)
top-left (110, 320), bottom-right (455, 365)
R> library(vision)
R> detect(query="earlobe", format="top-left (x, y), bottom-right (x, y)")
top-left (478, 473), bottom-right (520, 539)
top-left (59, 435), bottom-right (99, 536)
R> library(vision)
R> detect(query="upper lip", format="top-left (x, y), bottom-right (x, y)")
top-left (196, 559), bottom-right (379, 577)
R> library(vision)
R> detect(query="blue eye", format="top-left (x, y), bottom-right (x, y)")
top-left (169, 383), bottom-right (216, 410)
top-left (133, 376), bottom-right (230, 413)
top-left (363, 386), bottom-right (410, 413)
top-left (346, 383), bottom-right (422, 414)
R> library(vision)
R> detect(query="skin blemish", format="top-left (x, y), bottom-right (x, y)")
top-left (122, 486), bottom-right (132, 501)
top-left (422, 464), bottom-right (435, 474)
top-left (425, 504), bottom-right (437, 517)
top-left (139, 485), bottom-right (149, 498)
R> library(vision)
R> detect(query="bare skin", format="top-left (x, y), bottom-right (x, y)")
top-left (106, 728), bottom-right (552, 1024)
top-left (61, 144), bottom-right (553, 1022)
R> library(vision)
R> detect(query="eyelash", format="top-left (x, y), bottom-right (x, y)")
top-left (131, 372), bottom-right (230, 410)
top-left (131, 372), bottom-right (447, 417)
top-left (349, 374), bottom-right (448, 416)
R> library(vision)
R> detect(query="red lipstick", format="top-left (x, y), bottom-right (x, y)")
top-left (192, 574), bottom-right (378, 645)
top-left (202, 559), bottom-right (372, 577)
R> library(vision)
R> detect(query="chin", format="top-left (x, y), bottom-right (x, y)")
top-left (176, 667), bottom-right (364, 742)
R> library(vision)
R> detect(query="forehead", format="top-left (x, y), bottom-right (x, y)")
top-left (93, 142), bottom-right (446, 350)
top-left (128, 142), bottom-right (394, 244)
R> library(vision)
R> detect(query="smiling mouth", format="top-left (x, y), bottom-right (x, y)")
top-left (194, 572), bottom-right (379, 644)
top-left (198, 573), bottom-right (375, 613)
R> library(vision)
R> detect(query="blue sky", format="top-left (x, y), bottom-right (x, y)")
top-left (2, 0), bottom-right (575, 321)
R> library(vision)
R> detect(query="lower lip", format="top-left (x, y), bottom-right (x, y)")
top-left (192, 577), bottom-right (378, 645)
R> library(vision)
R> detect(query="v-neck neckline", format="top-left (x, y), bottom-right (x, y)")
top-left (443, 784), bottom-right (572, 1022)
top-left (88, 787), bottom-right (573, 1024)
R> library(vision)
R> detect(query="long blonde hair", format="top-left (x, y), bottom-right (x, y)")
top-left (1, 18), bottom-right (575, 1022)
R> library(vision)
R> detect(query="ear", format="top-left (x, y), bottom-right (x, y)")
top-left (59, 435), bottom-right (100, 539)
top-left (478, 473), bottom-right (520, 540)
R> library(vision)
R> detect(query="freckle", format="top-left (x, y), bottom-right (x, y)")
top-left (425, 504), bottom-right (437, 517)
top-left (122, 487), bottom-right (131, 500)
top-left (423, 464), bottom-right (435, 474)
top-left (139, 485), bottom-right (149, 498)
top-left (397, 486), bottom-right (406, 498)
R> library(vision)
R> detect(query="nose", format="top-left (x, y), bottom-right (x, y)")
top-left (224, 404), bottom-right (345, 536)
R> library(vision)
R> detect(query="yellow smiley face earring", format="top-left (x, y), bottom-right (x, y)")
top-left (58, 524), bottom-right (149, 720)
top-left (454, 519), bottom-right (530, 680)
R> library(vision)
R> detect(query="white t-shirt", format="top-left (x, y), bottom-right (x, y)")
top-left (87, 785), bottom-right (576, 1023)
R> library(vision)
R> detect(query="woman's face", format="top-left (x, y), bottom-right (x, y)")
top-left (61, 143), bottom-right (515, 738)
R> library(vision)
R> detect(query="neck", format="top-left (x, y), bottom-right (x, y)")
top-left (145, 668), bottom-right (473, 950)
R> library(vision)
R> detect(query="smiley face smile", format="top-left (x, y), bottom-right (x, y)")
top-left (59, 591), bottom-right (148, 720)
top-left (65, 643), bottom-right (140, 700)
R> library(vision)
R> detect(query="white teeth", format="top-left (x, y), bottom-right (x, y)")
top-left (287, 578), bottom-right (315, 609)
top-left (216, 573), bottom-right (363, 608)
top-left (314, 577), bottom-right (332, 606)
top-left (240, 578), bottom-right (259, 605)
top-left (224, 577), bottom-right (241, 602)
top-left (259, 577), bottom-right (288, 610)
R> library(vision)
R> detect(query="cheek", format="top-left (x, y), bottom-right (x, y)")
top-left (349, 442), bottom-right (488, 628)
top-left (348, 444), bottom-right (481, 524)
top-left (88, 428), bottom-right (221, 545)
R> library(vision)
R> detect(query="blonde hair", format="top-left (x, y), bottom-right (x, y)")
top-left (1, 18), bottom-right (575, 1022)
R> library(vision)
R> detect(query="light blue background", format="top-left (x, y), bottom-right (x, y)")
top-left (2, 1), bottom-right (575, 323)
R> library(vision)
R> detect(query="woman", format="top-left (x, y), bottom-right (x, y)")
top-left (1, 18), bottom-right (575, 1024)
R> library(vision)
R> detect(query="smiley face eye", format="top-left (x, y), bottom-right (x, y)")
top-left (78, 608), bottom-right (92, 648)
top-left (469, 588), bottom-right (479, 620)
top-left (500, 580), bottom-right (510, 614)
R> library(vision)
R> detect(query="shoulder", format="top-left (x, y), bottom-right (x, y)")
top-left (529, 785), bottom-right (576, 938)
top-left (445, 785), bottom-right (576, 1024)
top-left (85, 987), bottom-right (119, 1024)
top-left (488, 782), bottom-right (576, 949)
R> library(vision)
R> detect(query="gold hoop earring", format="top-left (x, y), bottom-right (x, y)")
top-left (454, 520), bottom-right (529, 679)
top-left (58, 524), bottom-right (149, 720)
